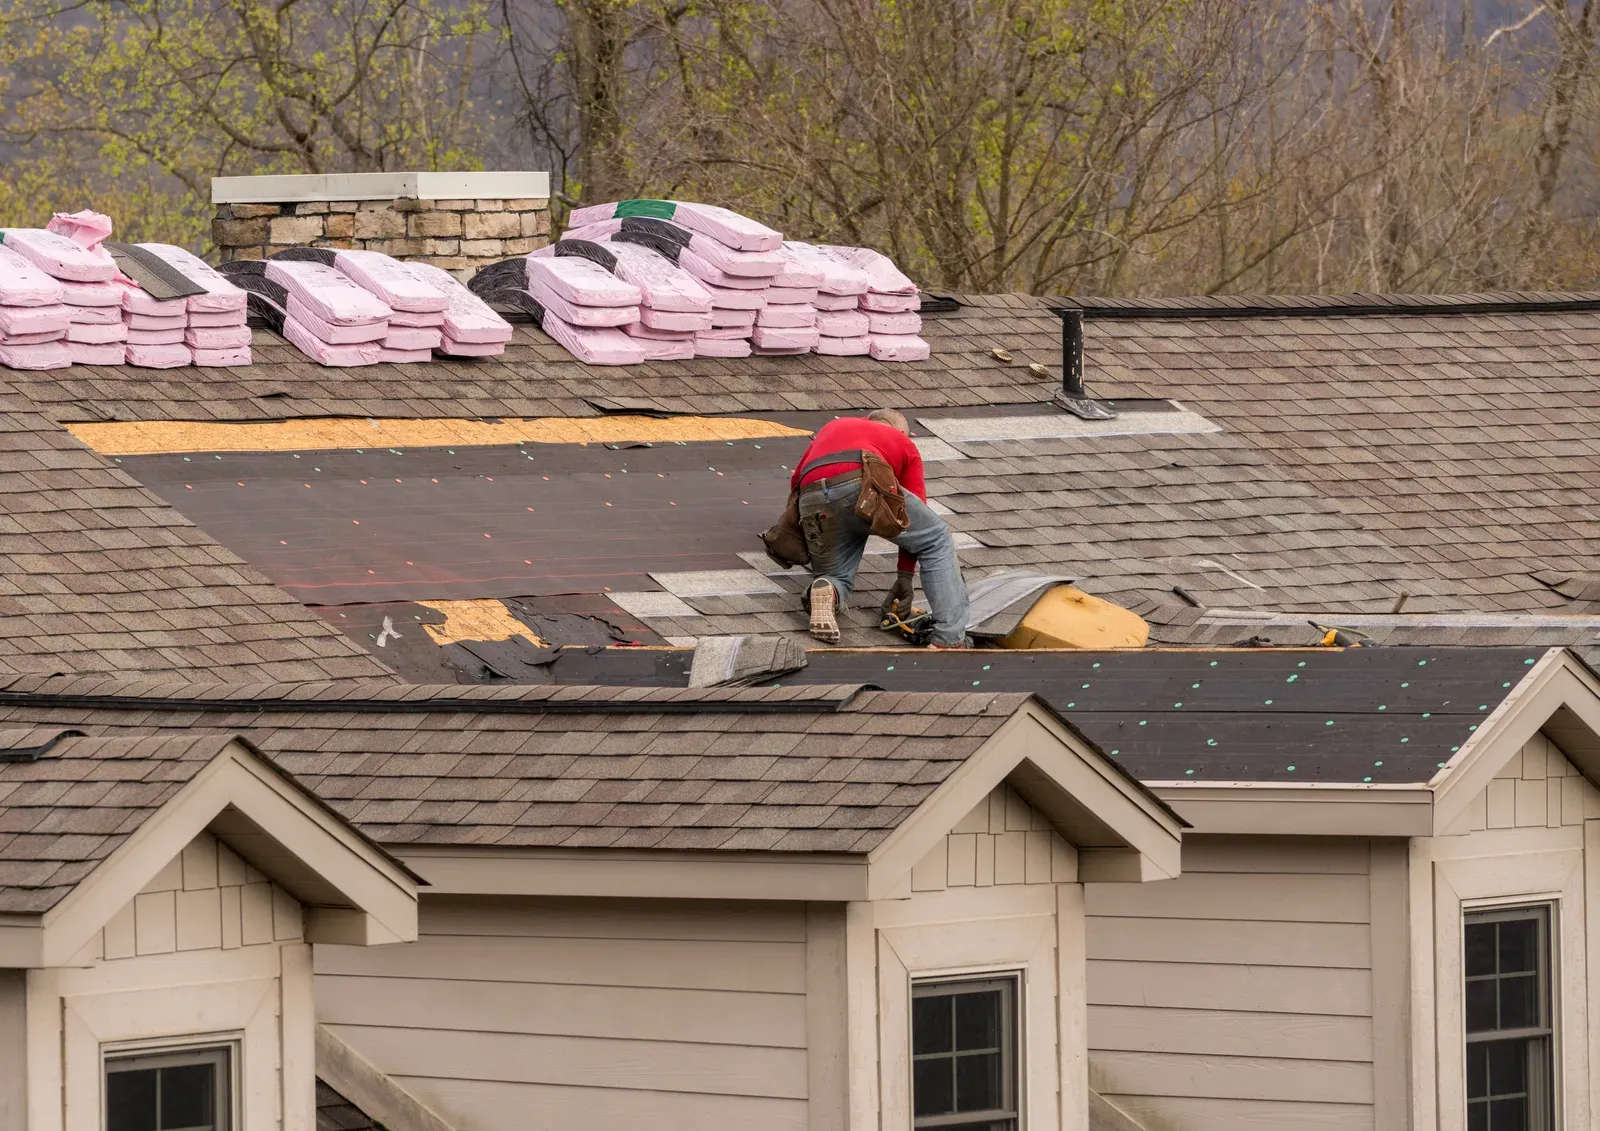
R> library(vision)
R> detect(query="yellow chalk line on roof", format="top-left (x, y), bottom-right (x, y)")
top-left (67, 415), bottom-right (810, 455)
top-left (415, 599), bottom-right (545, 647)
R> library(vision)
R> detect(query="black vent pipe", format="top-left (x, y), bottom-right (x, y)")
top-left (1052, 307), bottom-right (1116, 420)
top-left (1062, 307), bottom-right (1085, 397)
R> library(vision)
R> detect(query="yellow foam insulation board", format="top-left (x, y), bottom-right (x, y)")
top-left (415, 599), bottom-right (544, 646)
top-left (999, 585), bottom-right (1149, 650)
top-left (67, 415), bottom-right (810, 456)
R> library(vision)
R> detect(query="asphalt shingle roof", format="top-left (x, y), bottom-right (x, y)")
top-left (0, 404), bottom-right (398, 681)
top-left (0, 678), bottom-right (1021, 853)
top-left (0, 727), bottom-right (236, 913)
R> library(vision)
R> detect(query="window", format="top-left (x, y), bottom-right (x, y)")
top-left (911, 975), bottom-right (1019, 1131)
top-left (1466, 906), bottom-right (1554, 1131)
top-left (105, 1045), bottom-right (231, 1131)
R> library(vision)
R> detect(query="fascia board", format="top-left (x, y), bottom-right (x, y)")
top-left (864, 704), bottom-right (1185, 900)
top-left (398, 847), bottom-right (869, 901)
top-left (36, 741), bottom-right (418, 965)
top-left (1429, 649), bottom-right (1600, 835)
top-left (1153, 784), bottom-right (1435, 836)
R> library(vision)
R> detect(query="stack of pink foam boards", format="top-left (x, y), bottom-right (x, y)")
top-left (138, 245), bottom-right (252, 367)
top-left (0, 228), bottom-right (123, 370)
top-left (0, 244), bottom-right (71, 370)
top-left (482, 200), bottom-right (928, 366)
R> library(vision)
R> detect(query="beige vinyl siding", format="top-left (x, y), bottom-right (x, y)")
top-left (315, 896), bottom-right (810, 1131)
top-left (1086, 836), bottom-right (1376, 1131)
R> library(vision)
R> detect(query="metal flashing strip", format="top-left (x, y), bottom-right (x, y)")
top-left (917, 408), bottom-right (1219, 445)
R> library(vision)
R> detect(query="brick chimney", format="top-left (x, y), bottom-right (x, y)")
top-left (210, 172), bottom-right (551, 280)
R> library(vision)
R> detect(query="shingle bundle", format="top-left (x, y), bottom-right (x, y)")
top-left (818, 244), bottom-right (929, 361)
top-left (470, 252), bottom-right (648, 364)
top-left (273, 247), bottom-right (444, 361)
top-left (218, 259), bottom-right (387, 366)
top-left (398, 260), bottom-right (513, 357)
top-left (137, 244), bottom-right (252, 367)
top-left (518, 200), bottom-right (926, 366)
top-left (0, 245), bottom-right (70, 370)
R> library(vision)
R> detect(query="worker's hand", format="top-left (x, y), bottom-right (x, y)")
top-left (881, 570), bottom-right (915, 619)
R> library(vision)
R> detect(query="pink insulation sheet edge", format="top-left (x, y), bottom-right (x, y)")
top-left (693, 336), bottom-right (752, 358)
top-left (0, 305), bottom-right (70, 336)
top-left (67, 322), bottom-right (127, 344)
top-left (526, 278), bottom-right (639, 328)
top-left (594, 240), bottom-right (712, 312)
top-left (68, 342), bottom-right (125, 366)
top-left (814, 336), bottom-right (870, 356)
top-left (185, 326), bottom-right (253, 349)
top-left (756, 304), bottom-right (819, 329)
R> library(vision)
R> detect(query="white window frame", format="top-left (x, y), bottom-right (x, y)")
top-left (1427, 844), bottom-right (1590, 1131)
top-left (1463, 903), bottom-right (1555, 1131)
top-left (910, 973), bottom-right (1022, 1131)
top-left (103, 1040), bottom-right (237, 1131)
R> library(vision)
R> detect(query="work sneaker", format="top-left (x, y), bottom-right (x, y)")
top-left (809, 579), bottom-right (841, 644)
top-left (928, 638), bottom-right (973, 650)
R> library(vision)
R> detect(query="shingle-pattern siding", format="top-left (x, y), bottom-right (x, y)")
top-left (0, 682), bottom-right (1020, 854)
top-left (0, 405), bottom-right (398, 681)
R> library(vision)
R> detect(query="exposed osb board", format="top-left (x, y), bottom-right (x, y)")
top-left (67, 414), bottom-right (811, 456)
top-left (416, 599), bottom-right (544, 646)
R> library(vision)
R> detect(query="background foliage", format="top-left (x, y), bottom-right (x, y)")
top-left (2, 0), bottom-right (1597, 294)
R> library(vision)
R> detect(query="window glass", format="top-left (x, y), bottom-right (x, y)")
top-left (1464, 907), bottom-right (1552, 1131)
top-left (911, 976), bottom-right (1018, 1131)
top-left (105, 1046), bottom-right (230, 1131)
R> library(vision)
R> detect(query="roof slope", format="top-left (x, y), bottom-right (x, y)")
top-left (0, 401), bottom-right (398, 681)
top-left (0, 728), bottom-right (236, 913)
top-left (8, 288), bottom-right (1600, 666)
top-left (0, 679), bottom-right (1024, 853)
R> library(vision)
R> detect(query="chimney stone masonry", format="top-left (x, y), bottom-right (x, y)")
top-left (210, 172), bottom-right (551, 280)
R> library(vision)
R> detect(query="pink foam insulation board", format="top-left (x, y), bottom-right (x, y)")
top-left (0, 341), bottom-right (71, 369)
top-left (868, 334), bottom-right (931, 361)
top-left (398, 262), bottom-right (512, 345)
top-left (525, 256), bottom-right (641, 307)
top-left (191, 346), bottom-right (252, 367)
top-left (284, 295), bottom-right (388, 344)
top-left (283, 317), bottom-right (382, 366)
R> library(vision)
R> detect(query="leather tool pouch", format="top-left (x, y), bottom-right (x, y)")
top-left (856, 450), bottom-right (910, 538)
top-left (761, 489), bottom-right (810, 569)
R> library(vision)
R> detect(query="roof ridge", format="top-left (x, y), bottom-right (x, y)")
top-left (1054, 291), bottom-right (1600, 319)
top-left (0, 677), bottom-right (873, 716)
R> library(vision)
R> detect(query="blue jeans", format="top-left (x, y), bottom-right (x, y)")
top-left (797, 478), bottom-right (970, 646)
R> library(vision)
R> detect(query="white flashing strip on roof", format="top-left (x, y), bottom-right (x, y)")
top-left (608, 591), bottom-right (699, 618)
top-left (211, 171), bottom-right (551, 204)
top-left (649, 569), bottom-right (786, 598)
top-left (914, 436), bottom-right (968, 462)
top-left (1199, 610), bottom-right (1600, 630)
top-left (918, 408), bottom-right (1220, 445)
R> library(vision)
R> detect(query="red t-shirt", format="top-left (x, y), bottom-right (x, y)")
top-left (792, 417), bottom-right (926, 572)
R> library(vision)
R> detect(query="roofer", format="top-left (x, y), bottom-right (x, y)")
top-left (791, 409), bottom-right (970, 647)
